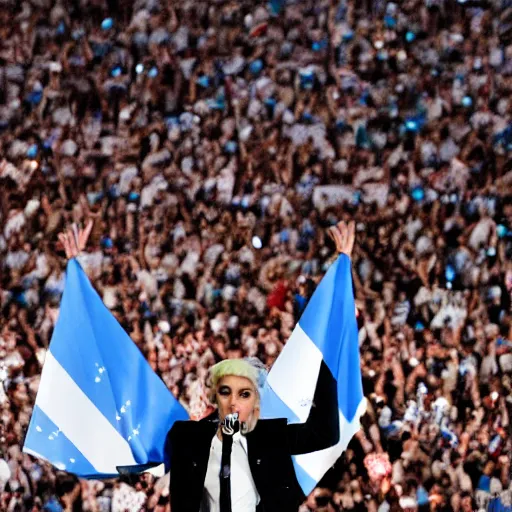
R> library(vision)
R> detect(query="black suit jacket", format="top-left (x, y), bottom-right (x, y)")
top-left (166, 360), bottom-right (339, 512)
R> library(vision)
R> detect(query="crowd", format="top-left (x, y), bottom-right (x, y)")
top-left (1, 0), bottom-right (512, 510)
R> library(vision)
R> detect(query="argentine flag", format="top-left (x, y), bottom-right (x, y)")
top-left (260, 253), bottom-right (366, 495)
top-left (23, 259), bottom-right (188, 477)
top-left (24, 254), bottom-right (364, 495)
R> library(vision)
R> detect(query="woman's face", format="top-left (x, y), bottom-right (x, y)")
top-left (216, 375), bottom-right (259, 425)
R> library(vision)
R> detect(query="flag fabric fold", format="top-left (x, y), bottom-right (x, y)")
top-left (23, 259), bottom-right (188, 477)
top-left (260, 254), bottom-right (366, 495)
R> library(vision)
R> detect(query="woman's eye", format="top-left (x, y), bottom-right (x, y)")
top-left (240, 392), bottom-right (251, 399)
top-left (218, 388), bottom-right (230, 396)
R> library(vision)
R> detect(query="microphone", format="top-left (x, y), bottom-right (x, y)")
top-left (221, 412), bottom-right (240, 436)
top-left (219, 413), bottom-right (239, 512)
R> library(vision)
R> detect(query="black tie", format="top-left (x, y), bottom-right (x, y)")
top-left (219, 433), bottom-right (233, 512)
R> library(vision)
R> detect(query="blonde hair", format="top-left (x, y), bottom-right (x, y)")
top-left (210, 359), bottom-right (259, 389)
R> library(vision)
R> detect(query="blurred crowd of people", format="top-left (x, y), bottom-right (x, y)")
top-left (1, 0), bottom-right (512, 510)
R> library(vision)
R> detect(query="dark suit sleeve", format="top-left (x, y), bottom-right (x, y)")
top-left (286, 360), bottom-right (340, 455)
top-left (163, 424), bottom-right (173, 474)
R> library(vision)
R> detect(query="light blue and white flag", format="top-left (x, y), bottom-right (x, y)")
top-left (24, 254), bottom-right (363, 491)
top-left (260, 253), bottom-right (366, 495)
top-left (23, 259), bottom-right (188, 477)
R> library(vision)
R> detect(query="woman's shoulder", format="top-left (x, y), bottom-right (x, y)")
top-left (250, 417), bottom-right (288, 436)
top-left (169, 412), bottom-right (218, 439)
top-left (257, 418), bottom-right (288, 425)
top-left (170, 419), bottom-right (194, 431)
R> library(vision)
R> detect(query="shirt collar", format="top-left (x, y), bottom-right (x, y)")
top-left (233, 432), bottom-right (248, 453)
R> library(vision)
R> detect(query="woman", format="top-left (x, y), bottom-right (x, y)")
top-left (59, 220), bottom-right (355, 512)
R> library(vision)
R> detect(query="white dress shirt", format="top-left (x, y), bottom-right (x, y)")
top-left (202, 432), bottom-right (260, 512)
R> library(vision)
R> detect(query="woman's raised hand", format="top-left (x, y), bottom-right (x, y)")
top-left (327, 220), bottom-right (355, 258)
top-left (58, 220), bottom-right (94, 260)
